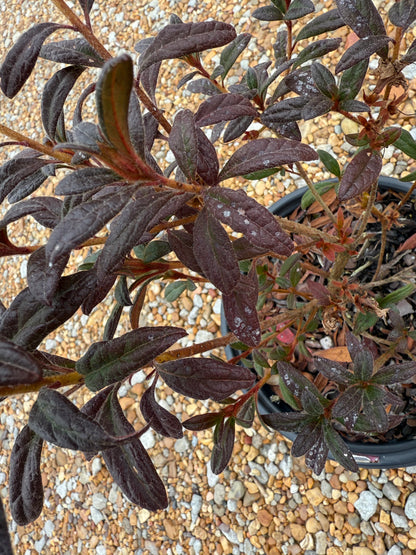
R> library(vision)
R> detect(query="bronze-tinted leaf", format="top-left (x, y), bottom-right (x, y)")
top-left (55, 167), bottom-right (121, 196)
top-left (193, 208), bottom-right (240, 293)
top-left (140, 377), bottom-right (183, 438)
top-left (204, 186), bottom-right (294, 255)
top-left (138, 21), bottom-right (236, 73)
top-left (219, 33), bottom-right (251, 78)
top-left (219, 137), bottom-right (317, 181)
top-left (211, 418), bottom-right (235, 474)
top-left (76, 326), bottom-right (187, 391)
top-left (0, 197), bottom-right (62, 230)
top-left (0, 158), bottom-right (51, 204)
top-left (167, 229), bottom-right (203, 274)
top-left (157, 358), bottom-right (256, 401)
top-left (0, 23), bottom-right (65, 98)
top-left (27, 246), bottom-right (69, 305)
top-left (169, 110), bottom-right (198, 181)
top-left (194, 94), bottom-right (258, 127)
top-left (9, 426), bottom-right (44, 525)
top-left (0, 337), bottom-right (42, 385)
top-left (182, 412), bottom-right (222, 431)
top-left (338, 149), bottom-right (382, 200)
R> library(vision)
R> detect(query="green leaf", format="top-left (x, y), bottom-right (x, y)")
top-left (379, 283), bottom-right (416, 308)
top-left (311, 63), bottom-right (338, 99)
top-left (339, 59), bottom-right (369, 101)
top-left (76, 327), bottom-right (187, 391)
top-left (322, 420), bottom-right (358, 472)
top-left (318, 149), bottom-right (341, 177)
top-left (243, 167), bottom-right (281, 180)
top-left (96, 54), bottom-right (135, 156)
top-left (300, 179), bottom-right (337, 210)
top-left (393, 128), bottom-right (416, 160)
top-left (220, 33), bottom-right (251, 78)
top-left (252, 6), bottom-right (285, 21)
top-left (285, 0), bottom-right (314, 20)
top-left (164, 280), bottom-right (195, 302)
top-left (293, 38), bottom-right (342, 69)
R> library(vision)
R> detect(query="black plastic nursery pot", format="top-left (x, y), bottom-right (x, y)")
top-left (221, 176), bottom-right (416, 469)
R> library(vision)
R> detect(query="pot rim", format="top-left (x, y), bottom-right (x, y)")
top-left (221, 176), bottom-right (416, 469)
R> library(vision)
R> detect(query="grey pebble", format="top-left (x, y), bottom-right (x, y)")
top-left (91, 457), bottom-right (102, 476)
top-left (228, 480), bottom-right (245, 501)
top-left (96, 547), bottom-right (106, 555)
top-left (383, 482), bottom-right (400, 501)
top-left (56, 482), bottom-right (68, 499)
top-left (227, 499), bottom-right (238, 512)
top-left (218, 523), bottom-right (239, 544)
top-left (140, 429), bottom-right (155, 449)
top-left (360, 521), bottom-right (375, 536)
top-left (387, 547), bottom-right (402, 555)
top-left (34, 537), bottom-right (46, 554)
top-left (191, 493), bottom-right (202, 525)
top-left (354, 490), bottom-right (378, 521)
top-left (243, 539), bottom-right (256, 555)
top-left (206, 463), bottom-right (219, 487)
top-left (315, 530), bottom-right (328, 555)
top-left (320, 479), bottom-right (333, 499)
top-left (405, 491), bottom-right (416, 520)
top-left (92, 492), bottom-right (107, 511)
top-left (174, 436), bottom-right (189, 454)
top-left (367, 482), bottom-right (383, 498)
top-left (279, 455), bottom-right (293, 477)
top-left (265, 461), bottom-right (279, 476)
top-left (43, 520), bottom-right (55, 538)
top-left (90, 507), bottom-right (105, 525)
top-left (248, 461), bottom-right (268, 484)
top-left (391, 508), bottom-right (409, 530)
top-left (191, 538), bottom-right (202, 555)
top-left (214, 483), bottom-right (226, 505)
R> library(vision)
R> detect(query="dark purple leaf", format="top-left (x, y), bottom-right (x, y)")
top-left (219, 138), bottom-right (317, 182)
top-left (128, 91), bottom-right (146, 160)
top-left (389, 0), bottom-right (416, 30)
top-left (311, 62), bottom-right (338, 98)
top-left (45, 185), bottom-right (135, 266)
top-left (0, 197), bottom-right (62, 230)
top-left (0, 158), bottom-right (51, 203)
top-left (402, 38), bottom-right (416, 64)
top-left (293, 38), bottom-right (342, 69)
top-left (82, 272), bottom-right (117, 316)
top-left (77, 0), bottom-right (95, 15)
top-left (138, 21), bottom-right (236, 73)
top-left (231, 236), bottom-right (269, 260)
top-left (194, 128), bottom-right (219, 186)
top-left (187, 78), bottom-right (221, 96)
top-left (261, 98), bottom-right (307, 128)
top-left (40, 37), bottom-right (104, 67)
top-left (167, 229), bottom-right (203, 274)
top-left (362, 390), bottom-right (388, 433)
top-left (27, 246), bottom-right (69, 305)
top-left (219, 33), bottom-right (251, 78)
top-left (169, 110), bottom-right (198, 181)
top-left (0, 496), bottom-right (13, 555)
top-left (322, 420), bottom-right (358, 471)
top-left (76, 326), bottom-right (186, 391)
top-left (140, 61), bottom-right (161, 104)
top-left (0, 23), bottom-right (66, 98)
top-left (335, 0), bottom-right (386, 38)
top-left (303, 95), bottom-right (333, 120)
top-left (261, 411), bottom-right (307, 433)
top-left (41, 65), bottom-right (86, 140)
top-left (55, 167), bottom-right (120, 196)
top-left (285, 68), bottom-right (317, 96)
top-left (140, 377), bottom-right (183, 438)
top-left (98, 389), bottom-right (168, 510)
top-left (0, 337), bottom-right (42, 385)
top-left (7, 166), bottom-right (52, 204)
top-left (339, 99), bottom-right (370, 112)
top-left (277, 361), bottom-right (322, 399)
top-left (9, 426), bottom-right (44, 526)
top-left (182, 412), bottom-right (222, 431)
top-left (194, 94), bottom-right (258, 127)
top-left (372, 360), bottom-right (416, 385)
top-left (332, 386), bottom-right (363, 430)
top-left (335, 36), bottom-right (392, 74)
top-left (252, 6), bottom-right (284, 21)
top-left (223, 115), bottom-right (254, 143)
top-left (28, 388), bottom-right (124, 451)
top-left (291, 420), bottom-right (323, 457)
top-left (223, 268), bottom-right (261, 347)
top-left (211, 418), bottom-right (235, 474)
top-left (0, 271), bottom-right (96, 350)
top-left (285, 0), bottom-right (314, 20)
top-left (354, 349), bottom-right (374, 381)
top-left (177, 71), bottom-right (199, 89)
top-left (296, 9), bottom-right (345, 40)
top-left (157, 358), bottom-right (255, 401)
top-left (95, 189), bottom-right (192, 280)
top-left (314, 356), bottom-right (353, 386)
top-left (338, 149), bottom-right (382, 200)
top-left (205, 186), bottom-right (294, 255)
top-left (301, 387), bottom-right (324, 417)
top-left (304, 428), bottom-right (329, 475)
top-left (340, 59), bottom-right (369, 102)
top-left (193, 208), bottom-right (240, 293)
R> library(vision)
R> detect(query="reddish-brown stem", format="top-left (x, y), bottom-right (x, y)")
top-left (0, 371), bottom-right (84, 398)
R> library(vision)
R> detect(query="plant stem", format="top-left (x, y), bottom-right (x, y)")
top-left (0, 371), bottom-right (84, 398)
top-left (0, 124), bottom-right (73, 163)
top-left (295, 162), bottom-right (337, 225)
top-left (50, 0), bottom-right (112, 61)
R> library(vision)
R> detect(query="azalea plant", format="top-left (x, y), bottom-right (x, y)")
top-left (1, 0), bottom-right (416, 546)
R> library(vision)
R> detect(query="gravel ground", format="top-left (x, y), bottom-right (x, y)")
top-left (1, 0), bottom-right (416, 554)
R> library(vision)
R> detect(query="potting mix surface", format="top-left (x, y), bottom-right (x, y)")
top-left (1, 0), bottom-right (416, 554)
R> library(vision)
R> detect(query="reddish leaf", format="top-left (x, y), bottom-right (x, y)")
top-left (169, 110), bottom-right (198, 181)
top-left (338, 149), bottom-right (382, 200)
top-left (182, 412), bottom-right (222, 431)
top-left (140, 376), bottom-right (183, 438)
top-left (76, 326), bottom-right (187, 391)
top-left (0, 228), bottom-right (33, 257)
top-left (194, 128), bottom-right (219, 186)
top-left (167, 229), bottom-right (203, 274)
top-left (211, 418), bottom-right (235, 474)
top-left (314, 356), bottom-right (353, 385)
top-left (193, 208), bottom-right (240, 293)
top-left (157, 358), bottom-right (256, 401)
top-left (138, 21), bottom-right (236, 73)
top-left (204, 187), bottom-right (294, 255)
top-left (194, 94), bottom-right (258, 127)
top-left (398, 232), bottom-right (416, 252)
top-left (218, 138), bottom-right (318, 181)
top-left (9, 426), bottom-right (44, 525)
top-left (55, 167), bottom-right (120, 196)
top-left (222, 268), bottom-right (261, 347)
top-left (0, 23), bottom-right (66, 98)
